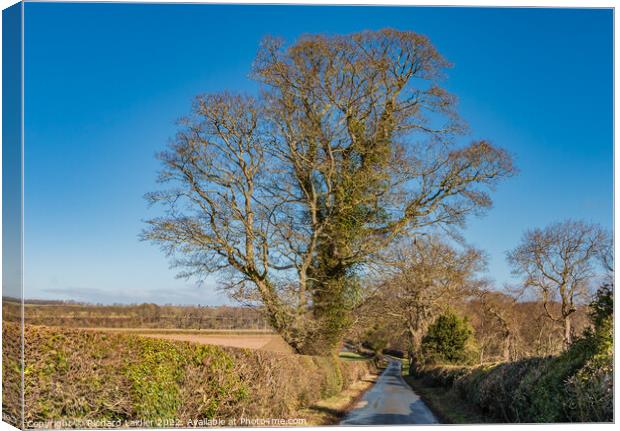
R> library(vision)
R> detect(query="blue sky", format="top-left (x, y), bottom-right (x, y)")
top-left (21, 3), bottom-right (613, 305)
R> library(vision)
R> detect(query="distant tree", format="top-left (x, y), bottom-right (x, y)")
top-left (465, 292), bottom-right (573, 361)
top-left (421, 310), bottom-right (477, 364)
top-left (361, 323), bottom-right (392, 354)
top-left (507, 220), bottom-right (610, 348)
top-left (599, 236), bottom-right (614, 284)
top-left (377, 235), bottom-right (484, 370)
top-left (470, 289), bottom-right (518, 363)
top-left (143, 30), bottom-right (514, 355)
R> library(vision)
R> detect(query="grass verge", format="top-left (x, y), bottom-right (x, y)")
top-left (400, 359), bottom-right (488, 424)
top-left (300, 372), bottom-right (378, 425)
top-left (338, 351), bottom-right (369, 361)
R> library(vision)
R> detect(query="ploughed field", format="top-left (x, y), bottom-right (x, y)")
top-left (97, 328), bottom-right (294, 353)
top-left (70, 326), bottom-right (294, 353)
top-left (137, 333), bottom-right (281, 350)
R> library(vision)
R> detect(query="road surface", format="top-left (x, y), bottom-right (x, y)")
top-left (340, 359), bottom-right (439, 425)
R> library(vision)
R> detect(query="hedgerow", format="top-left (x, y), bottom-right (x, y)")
top-left (4, 324), bottom-right (375, 426)
top-left (2, 321), bottom-right (22, 427)
top-left (416, 349), bottom-right (611, 423)
top-left (414, 286), bottom-right (613, 423)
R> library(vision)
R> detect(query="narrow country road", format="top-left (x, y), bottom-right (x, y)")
top-left (340, 359), bottom-right (439, 425)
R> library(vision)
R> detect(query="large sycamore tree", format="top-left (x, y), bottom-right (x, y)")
top-left (144, 30), bottom-right (514, 355)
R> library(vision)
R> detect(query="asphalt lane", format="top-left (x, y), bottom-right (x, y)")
top-left (340, 359), bottom-right (439, 425)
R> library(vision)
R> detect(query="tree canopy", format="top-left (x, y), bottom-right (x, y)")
top-left (421, 310), bottom-right (477, 364)
top-left (144, 29), bottom-right (515, 355)
top-left (507, 219), bottom-right (610, 347)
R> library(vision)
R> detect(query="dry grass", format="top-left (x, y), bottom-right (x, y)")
top-left (300, 373), bottom-right (378, 425)
top-left (338, 351), bottom-right (369, 361)
top-left (397, 358), bottom-right (486, 424)
top-left (2, 320), bottom-right (22, 427)
top-left (403, 374), bottom-right (488, 424)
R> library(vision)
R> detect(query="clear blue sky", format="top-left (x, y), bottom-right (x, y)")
top-left (21, 3), bottom-right (613, 305)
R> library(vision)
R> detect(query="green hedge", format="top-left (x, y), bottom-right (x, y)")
top-left (414, 336), bottom-right (612, 423)
top-left (3, 323), bottom-right (375, 427)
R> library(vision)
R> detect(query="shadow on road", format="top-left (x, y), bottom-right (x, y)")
top-left (340, 360), bottom-right (439, 425)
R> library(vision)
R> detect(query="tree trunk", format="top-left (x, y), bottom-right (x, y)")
top-left (408, 348), bottom-right (417, 376)
top-left (502, 334), bottom-right (511, 362)
top-left (298, 266), bottom-right (353, 356)
top-left (294, 328), bottom-right (344, 356)
top-left (563, 315), bottom-right (572, 349)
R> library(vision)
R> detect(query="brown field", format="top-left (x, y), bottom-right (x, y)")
top-left (79, 327), bottom-right (274, 335)
top-left (23, 324), bottom-right (293, 353)
top-left (134, 332), bottom-right (293, 353)
top-left (77, 326), bottom-right (293, 353)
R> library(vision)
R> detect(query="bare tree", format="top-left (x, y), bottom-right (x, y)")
top-left (470, 289), bottom-right (520, 363)
top-left (144, 30), bottom-right (514, 355)
top-left (377, 236), bottom-right (485, 370)
top-left (507, 219), bottom-right (609, 348)
top-left (600, 233), bottom-right (614, 284)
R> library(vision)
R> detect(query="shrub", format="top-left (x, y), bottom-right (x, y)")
top-left (562, 284), bottom-right (613, 422)
top-left (564, 354), bottom-right (613, 422)
top-left (421, 311), bottom-right (478, 365)
top-left (123, 337), bottom-right (248, 421)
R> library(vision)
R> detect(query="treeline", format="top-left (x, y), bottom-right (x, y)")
top-left (410, 286), bottom-right (613, 422)
top-left (2, 301), bottom-right (269, 330)
top-left (464, 295), bottom-right (590, 361)
top-left (345, 218), bottom-right (612, 423)
top-left (348, 220), bottom-right (611, 365)
top-left (351, 294), bottom-right (589, 363)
